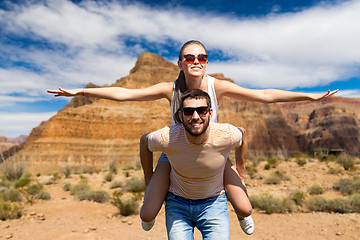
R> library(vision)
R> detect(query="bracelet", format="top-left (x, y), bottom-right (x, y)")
top-left (82, 89), bottom-right (85, 96)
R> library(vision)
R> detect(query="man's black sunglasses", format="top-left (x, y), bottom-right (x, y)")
top-left (181, 106), bottom-right (210, 117)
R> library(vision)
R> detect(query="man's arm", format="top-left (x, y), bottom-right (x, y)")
top-left (140, 133), bottom-right (154, 186)
top-left (235, 128), bottom-right (248, 185)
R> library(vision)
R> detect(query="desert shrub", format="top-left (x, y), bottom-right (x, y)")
top-left (36, 191), bottom-right (51, 200)
top-left (126, 177), bottom-right (146, 193)
top-left (328, 166), bottom-right (342, 175)
top-left (325, 198), bottom-right (352, 213)
top-left (111, 191), bottom-right (139, 216)
top-left (70, 181), bottom-right (91, 196)
top-left (75, 191), bottom-right (91, 201)
top-left (62, 165), bottom-right (72, 178)
top-left (0, 187), bottom-right (22, 202)
top-left (308, 185), bottom-right (325, 195)
top-left (245, 164), bottom-right (257, 179)
top-left (110, 180), bottom-right (123, 189)
top-left (291, 190), bottom-right (307, 206)
top-left (123, 165), bottom-right (135, 170)
top-left (333, 178), bottom-right (360, 195)
top-left (350, 194), bottom-right (360, 213)
top-left (104, 172), bottom-right (113, 182)
top-left (87, 190), bottom-right (110, 203)
top-left (123, 171), bottom-right (130, 178)
top-left (337, 153), bottom-right (355, 170)
top-left (306, 196), bottom-right (327, 212)
top-left (0, 201), bottom-right (22, 220)
top-left (264, 163), bottom-right (271, 170)
top-left (1, 160), bottom-right (24, 181)
top-left (14, 177), bottom-right (31, 188)
top-left (109, 160), bottom-right (118, 175)
top-left (267, 157), bottom-right (278, 168)
top-left (296, 158), bottom-right (307, 167)
top-left (264, 175), bottom-right (281, 185)
top-left (250, 194), bottom-right (294, 214)
top-left (63, 183), bottom-right (71, 191)
top-left (22, 182), bottom-right (44, 204)
top-left (51, 172), bottom-right (61, 183)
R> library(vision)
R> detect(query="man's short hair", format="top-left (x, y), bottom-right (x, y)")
top-left (180, 89), bottom-right (212, 109)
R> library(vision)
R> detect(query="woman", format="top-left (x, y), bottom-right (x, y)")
top-left (48, 40), bottom-right (338, 235)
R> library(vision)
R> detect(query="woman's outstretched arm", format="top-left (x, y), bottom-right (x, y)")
top-left (214, 79), bottom-right (338, 103)
top-left (47, 81), bottom-right (173, 102)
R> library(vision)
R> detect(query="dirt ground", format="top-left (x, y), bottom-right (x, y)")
top-left (1, 160), bottom-right (359, 240)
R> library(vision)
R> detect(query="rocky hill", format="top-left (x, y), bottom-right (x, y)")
top-left (9, 52), bottom-right (360, 167)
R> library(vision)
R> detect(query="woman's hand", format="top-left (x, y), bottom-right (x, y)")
top-left (47, 87), bottom-right (82, 97)
top-left (308, 89), bottom-right (339, 101)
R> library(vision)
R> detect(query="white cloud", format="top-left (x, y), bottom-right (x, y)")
top-left (0, 112), bottom-right (56, 138)
top-left (336, 89), bottom-right (360, 98)
top-left (0, 0), bottom-right (359, 137)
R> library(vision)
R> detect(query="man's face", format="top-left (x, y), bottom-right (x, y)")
top-left (180, 97), bottom-right (211, 137)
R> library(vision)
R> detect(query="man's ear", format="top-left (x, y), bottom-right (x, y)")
top-left (178, 110), bottom-right (183, 123)
top-left (209, 108), bottom-right (213, 119)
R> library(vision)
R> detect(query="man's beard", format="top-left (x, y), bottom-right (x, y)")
top-left (183, 119), bottom-right (210, 136)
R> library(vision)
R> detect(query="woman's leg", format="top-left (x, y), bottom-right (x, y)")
top-left (140, 160), bottom-right (171, 222)
top-left (224, 159), bottom-right (252, 219)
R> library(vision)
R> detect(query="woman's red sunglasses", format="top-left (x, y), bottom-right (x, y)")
top-left (182, 54), bottom-right (208, 64)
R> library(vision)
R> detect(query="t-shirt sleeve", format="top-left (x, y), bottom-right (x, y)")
top-left (147, 127), bottom-right (168, 152)
top-left (229, 125), bottom-right (243, 148)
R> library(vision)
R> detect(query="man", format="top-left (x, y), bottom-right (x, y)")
top-left (140, 89), bottom-right (253, 239)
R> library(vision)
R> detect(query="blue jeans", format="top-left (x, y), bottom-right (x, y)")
top-left (158, 152), bottom-right (170, 163)
top-left (165, 192), bottom-right (229, 240)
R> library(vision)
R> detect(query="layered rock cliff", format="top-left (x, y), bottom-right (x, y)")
top-left (10, 52), bottom-right (360, 167)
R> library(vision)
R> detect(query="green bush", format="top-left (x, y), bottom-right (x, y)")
top-left (0, 187), bottom-right (22, 202)
top-left (104, 172), bottom-right (114, 182)
top-left (264, 175), bottom-right (281, 185)
top-left (87, 190), bottom-right (110, 203)
top-left (291, 190), bottom-right (307, 206)
top-left (126, 177), bottom-right (146, 193)
top-left (63, 165), bottom-right (72, 178)
top-left (328, 166), bottom-right (342, 175)
top-left (63, 183), bottom-right (71, 191)
top-left (1, 160), bottom-right (24, 181)
top-left (264, 163), bottom-right (271, 170)
top-left (333, 178), bottom-right (360, 195)
top-left (70, 181), bottom-right (91, 196)
top-left (110, 180), bottom-right (123, 189)
top-left (111, 191), bottom-right (139, 216)
top-left (267, 157), bottom-right (278, 167)
top-left (308, 185), bottom-right (325, 195)
top-left (109, 161), bottom-right (118, 175)
top-left (350, 194), bottom-right (360, 213)
top-left (36, 191), bottom-right (51, 200)
top-left (250, 194), bottom-right (294, 214)
top-left (22, 182), bottom-right (44, 204)
top-left (245, 164), bottom-right (257, 179)
top-left (296, 158), bottom-right (307, 167)
top-left (306, 196), bottom-right (327, 212)
top-left (0, 201), bottom-right (22, 220)
top-left (15, 177), bottom-right (31, 188)
top-left (325, 198), bottom-right (353, 213)
top-left (337, 153), bottom-right (355, 170)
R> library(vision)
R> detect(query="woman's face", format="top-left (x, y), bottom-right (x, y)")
top-left (178, 44), bottom-right (208, 78)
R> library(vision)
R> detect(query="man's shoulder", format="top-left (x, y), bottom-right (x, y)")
top-left (210, 122), bottom-right (238, 132)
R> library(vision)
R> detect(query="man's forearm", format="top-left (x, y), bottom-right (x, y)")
top-left (140, 133), bottom-right (154, 186)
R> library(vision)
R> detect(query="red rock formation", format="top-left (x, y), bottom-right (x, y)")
top-left (9, 52), bottom-right (360, 167)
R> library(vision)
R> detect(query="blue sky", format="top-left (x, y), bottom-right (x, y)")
top-left (0, 0), bottom-right (359, 138)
